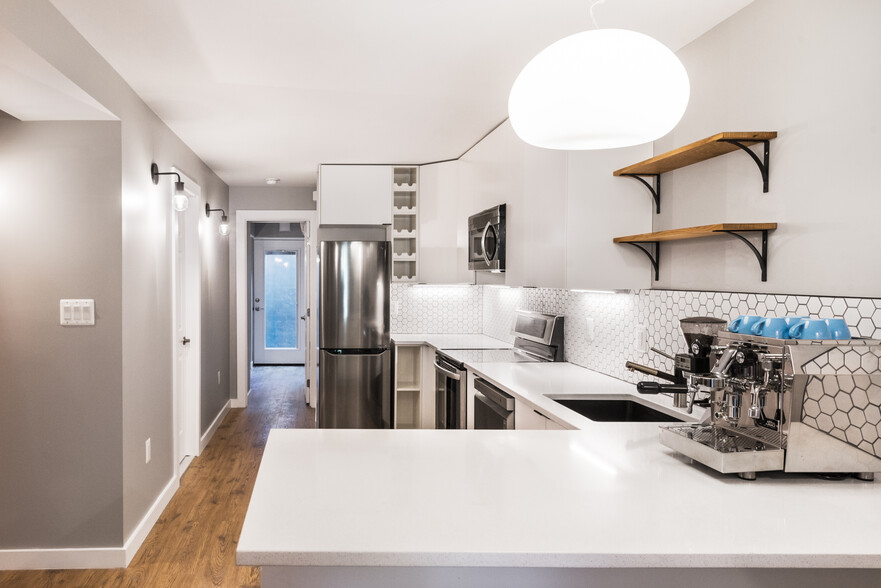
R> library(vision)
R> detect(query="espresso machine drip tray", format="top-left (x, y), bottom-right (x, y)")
top-left (660, 424), bottom-right (785, 475)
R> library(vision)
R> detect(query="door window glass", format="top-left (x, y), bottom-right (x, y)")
top-left (264, 251), bottom-right (298, 349)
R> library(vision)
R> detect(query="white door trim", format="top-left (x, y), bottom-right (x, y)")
top-left (234, 210), bottom-right (318, 408)
top-left (171, 167), bottom-right (201, 474)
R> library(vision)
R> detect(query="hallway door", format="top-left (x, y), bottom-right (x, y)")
top-left (172, 170), bottom-right (201, 466)
top-left (253, 238), bottom-right (306, 364)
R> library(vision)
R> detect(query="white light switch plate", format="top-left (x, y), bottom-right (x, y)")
top-left (585, 317), bottom-right (595, 341)
top-left (635, 325), bottom-right (649, 353)
top-left (60, 299), bottom-right (95, 326)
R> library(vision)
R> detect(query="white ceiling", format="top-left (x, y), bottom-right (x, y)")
top-left (48, 0), bottom-right (753, 188)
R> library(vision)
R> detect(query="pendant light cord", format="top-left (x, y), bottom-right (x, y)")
top-left (589, 0), bottom-right (606, 29)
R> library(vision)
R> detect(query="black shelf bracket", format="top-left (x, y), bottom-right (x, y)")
top-left (622, 242), bottom-right (660, 281)
top-left (717, 139), bottom-right (771, 193)
top-left (620, 173), bottom-right (661, 213)
top-left (716, 229), bottom-right (770, 281)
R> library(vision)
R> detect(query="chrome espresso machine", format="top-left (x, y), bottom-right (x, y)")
top-left (632, 318), bottom-right (881, 480)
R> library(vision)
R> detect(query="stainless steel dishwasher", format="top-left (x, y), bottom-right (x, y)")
top-left (473, 377), bottom-right (515, 429)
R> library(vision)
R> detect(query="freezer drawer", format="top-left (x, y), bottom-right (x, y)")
top-left (319, 349), bottom-right (392, 429)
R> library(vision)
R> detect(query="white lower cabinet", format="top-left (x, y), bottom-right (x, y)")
top-left (515, 399), bottom-right (567, 430)
top-left (394, 344), bottom-right (421, 429)
top-left (393, 344), bottom-right (436, 429)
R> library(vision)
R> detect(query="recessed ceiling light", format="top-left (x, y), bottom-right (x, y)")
top-left (265, 177), bottom-right (281, 185)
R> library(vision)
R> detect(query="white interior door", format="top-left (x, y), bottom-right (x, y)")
top-left (172, 170), bottom-right (201, 467)
top-left (253, 238), bottom-right (306, 364)
top-left (174, 210), bottom-right (189, 463)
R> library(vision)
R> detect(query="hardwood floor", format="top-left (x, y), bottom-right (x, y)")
top-left (1, 366), bottom-right (314, 588)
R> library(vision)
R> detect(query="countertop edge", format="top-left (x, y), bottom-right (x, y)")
top-left (237, 550), bottom-right (881, 569)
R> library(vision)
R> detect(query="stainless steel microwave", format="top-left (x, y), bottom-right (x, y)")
top-left (468, 204), bottom-right (506, 272)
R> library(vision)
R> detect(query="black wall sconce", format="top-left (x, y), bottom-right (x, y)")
top-left (205, 203), bottom-right (230, 236)
top-left (151, 163), bottom-right (188, 211)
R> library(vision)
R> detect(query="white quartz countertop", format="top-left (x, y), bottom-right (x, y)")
top-left (391, 333), bottom-right (512, 350)
top-left (238, 426), bottom-right (881, 568)
top-left (463, 361), bottom-right (700, 428)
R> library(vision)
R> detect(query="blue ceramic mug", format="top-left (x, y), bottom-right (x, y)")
top-left (788, 319), bottom-right (832, 340)
top-left (750, 317), bottom-right (791, 339)
top-left (824, 318), bottom-right (851, 340)
top-left (728, 315), bottom-right (763, 334)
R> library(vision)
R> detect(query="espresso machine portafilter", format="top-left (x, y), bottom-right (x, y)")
top-left (627, 317), bottom-right (727, 410)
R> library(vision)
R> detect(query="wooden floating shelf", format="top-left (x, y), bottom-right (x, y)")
top-left (613, 131), bottom-right (778, 213)
top-left (613, 223), bottom-right (777, 243)
top-left (613, 223), bottom-right (777, 282)
top-left (613, 132), bottom-right (777, 176)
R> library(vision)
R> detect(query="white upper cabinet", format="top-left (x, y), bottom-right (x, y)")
top-left (319, 165), bottom-right (392, 225)
top-left (418, 161), bottom-right (472, 284)
top-left (452, 121), bottom-right (652, 290)
top-left (458, 121), bottom-right (567, 288)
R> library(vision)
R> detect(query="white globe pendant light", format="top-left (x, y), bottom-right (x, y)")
top-left (508, 29), bottom-right (690, 150)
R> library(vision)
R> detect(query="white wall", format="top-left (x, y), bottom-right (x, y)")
top-left (653, 0), bottom-right (881, 296)
top-left (566, 145), bottom-right (654, 290)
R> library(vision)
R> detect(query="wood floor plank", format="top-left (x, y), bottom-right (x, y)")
top-left (0, 366), bottom-right (313, 588)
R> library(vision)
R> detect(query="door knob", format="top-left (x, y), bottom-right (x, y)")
top-left (182, 337), bottom-right (191, 345)
top-left (300, 315), bottom-right (306, 321)
top-left (254, 306), bottom-right (262, 311)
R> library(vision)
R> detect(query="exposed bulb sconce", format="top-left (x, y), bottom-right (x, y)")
top-left (508, 1), bottom-right (689, 150)
top-left (205, 203), bottom-right (230, 236)
top-left (151, 163), bottom-right (189, 211)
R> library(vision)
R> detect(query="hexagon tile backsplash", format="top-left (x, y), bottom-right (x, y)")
top-left (392, 284), bottom-right (881, 385)
top-left (391, 284), bottom-right (482, 334)
top-left (482, 288), bottom-right (881, 384)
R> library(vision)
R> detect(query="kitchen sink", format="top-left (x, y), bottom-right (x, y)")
top-left (548, 396), bottom-right (685, 422)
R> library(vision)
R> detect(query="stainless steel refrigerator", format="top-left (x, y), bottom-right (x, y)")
top-left (318, 240), bottom-right (392, 428)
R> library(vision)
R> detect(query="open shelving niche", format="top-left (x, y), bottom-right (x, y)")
top-left (612, 131), bottom-right (778, 282)
top-left (392, 166), bottom-right (418, 282)
top-left (613, 132), bottom-right (777, 214)
top-left (614, 223), bottom-right (777, 282)
top-left (394, 344), bottom-right (421, 429)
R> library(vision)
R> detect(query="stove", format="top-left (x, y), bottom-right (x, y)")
top-left (437, 347), bottom-right (543, 365)
top-left (433, 310), bottom-right (564, 429)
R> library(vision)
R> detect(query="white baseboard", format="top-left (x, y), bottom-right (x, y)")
top-left (0, 545), bottom-right (125, 570)
top-left (0, 475), bottom-right (179, 570)
top-left (123, 475), bottom-right (179, 566)
top-left (200, 399), bottom-right (231, 452)
top-left (178, 454), bottom-right (194, 477)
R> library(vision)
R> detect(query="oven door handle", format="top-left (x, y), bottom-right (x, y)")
top-left (434, 360), bottom-right (462, 381)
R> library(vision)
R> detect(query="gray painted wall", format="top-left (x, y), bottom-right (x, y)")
top-left (0, 0), bottom-right (230, 549)
top-left (0, 117), bottom-right (124, 547)
top-left (653, 0), bottom-right (881, 296)
top-left (201, 212), bottom-right (231, 436)
top-left (227, 186), bottom-right (316, 399)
